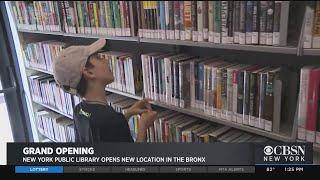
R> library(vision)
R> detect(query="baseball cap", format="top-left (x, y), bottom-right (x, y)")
top-left (53, 38), bottom-right (106, 94)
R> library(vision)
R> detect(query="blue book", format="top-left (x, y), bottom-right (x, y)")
top-left (160, 1), bottom-right (165, 35)
top-left (246, 1), bottom-right (253, 44)
top-left (198, 62), bottom-right (205, 107)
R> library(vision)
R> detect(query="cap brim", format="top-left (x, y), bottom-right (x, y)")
top-left (88, 38), bottom-right (106, 55)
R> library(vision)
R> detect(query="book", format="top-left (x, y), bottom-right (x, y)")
top-left (306, 67), bottom-right (320, 142)
top-left (312, 1), bottom-right (320, 48)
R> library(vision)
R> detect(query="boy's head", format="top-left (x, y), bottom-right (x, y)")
top-left (53, 39), bottom-right (114, 97)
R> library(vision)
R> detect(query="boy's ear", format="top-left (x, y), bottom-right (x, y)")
top-left (82, 68), bottom-right (95, 80)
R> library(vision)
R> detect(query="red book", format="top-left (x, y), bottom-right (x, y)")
top-left (306, 67), bottom-right (320, 142)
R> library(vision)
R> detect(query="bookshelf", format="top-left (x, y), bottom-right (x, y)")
top-left (38, 131), bottom-right (57, 143)
top-left (303, 49), bottom-right (320, 56)
top-left (18, 29), bottom-right (139, 42)
top-left (27, 65), bottom-right (293, 142)
top-left (32, 101), bottom-right (73, 119)
top-left (18, 29), bottom-right (299, 55)
top-left (139, 38), bottom-right (298, 55)
top-left (8, 1), bottom-right (320, 154)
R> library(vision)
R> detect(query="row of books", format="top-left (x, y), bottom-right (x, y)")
top-left (24, 41), bottom-right (65, 73)
top-left (297, 66), bottom-right (320, 144)
top-left (148, 109), bottom-right (275, 143)
top-left (141, 53), bottom-right (297, 133)
top-left (106, 93), bottom-right (276, 143)
top-left (36, 109), bottom-right (75, 142)
top-left (10, 1), bottom-right (134, 36)
top-left (12, 1), bottom-right (320, 48)
top-left (97, 51), bottom-right (143, 95)
top-left (28, 73), bottom-right (74, 116)
top-left (136, 1), bottom-right (289, 46)
top-left (303, 1), bottom-right (320, 49)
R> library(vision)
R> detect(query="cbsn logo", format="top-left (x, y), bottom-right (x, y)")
top-left (263, 145), bottom-right (306, 162)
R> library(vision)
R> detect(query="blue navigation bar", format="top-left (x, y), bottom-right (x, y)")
top-left (15, 166), bottom-right (63, 173)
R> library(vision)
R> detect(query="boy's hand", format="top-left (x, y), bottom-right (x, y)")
top-left (139, 110), bottom-right (157, 129)
top-left (125, 98), bottom-right (152, 120)
top-left (135, 110), bottom-right (158, 142)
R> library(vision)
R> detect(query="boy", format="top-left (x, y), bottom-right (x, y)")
top-left (53, 39), bottom-right (157, 143)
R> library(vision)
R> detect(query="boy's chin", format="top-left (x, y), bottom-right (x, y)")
top-left (106, 78), bottom-right (114, 85)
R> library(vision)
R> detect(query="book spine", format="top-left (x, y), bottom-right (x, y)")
top-left (221, 1), bottom-right (228, 44)
top-left (237, 70), bottom-right (244, 124)
top-left (312, 1), bottom-right (320, 48)
top-left (259, 1), bottom-right (268, 45)
top-left (164, 57), bottom-right (172, 104)
top-left (259, 72), bottom-right (267, 129)
top-left (191, 1), bottom-right (198, 41)
top-left (190, 60), bottom-right (195, 108)
top-left (272, 1), bottom-right (281, 45)
top-left (245, 1), bottom-right (253, 44)
top-left (168, 1), bottom-right (175, 40)
top-left (204, 65), bottom-right (209, 113)
top-left (179, 1), bottom-right (185, 40)
top-left (233, 1), bottom-right (240, 44)
top-left (303, 4), bottom-right (315, 48)
top-left (249, 72), bottom-right (257, 127)
top-left (179, 62), bottom-right (183, 107)
top-left (239, 1), bottom-right (246, 45)
top-left (227, 68), bottom-right (233, 120)
top-left (221, 68), bottom-right (228, 120)
top-left (213, 1), bottom-right (221, 43)
top-left (306, 68), bottom-right (320, 142)
top-left (227, 1), bottom-right (233, 43)
top-left (174, 1), bottom-right (180, 40)
top-left (197, 1), bottom-right (203, 42)
top-left (252, 1), bottom-right (259, 44)
top-left (243, 70), bottom-right (250, 125)
top-left (93, 1), bottom-right (99, 35)
top-left (198, 63), bottom-right (205, 110)
top-left (263, 71), bottom-right (275, 132)
top-left (208, 1), bottom-right (214, 42)
top-left (184, 1), bottom-right (192, 40)
top-left (265, 1), bottom-right (274, 45)
top-left (203, 1), bottom-right (208, 42)
top-left (232, 69), bottom-right (239, 122)
top-left (298, 68), bottom-right (310, 140)
top-left (136, 1), bottom-right (142, 37)
top-left (216, 68), bottom-right (222, 118)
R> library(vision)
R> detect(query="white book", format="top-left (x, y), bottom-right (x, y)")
top-left (197, 1), bottom-right (204, 42)
top-left (214, 33), bottom-right (221, 43)
top-left (316, 131), bottom-right (320, 144)
top-left (164, 57), bottom-right (172, 104)
top-left (170, 30), bottom-right (175, 40)
top-left (306, 130), bottom-right (315, 142)
top-left (209, 31), bottom-right (214, 42)
top-left (161, 30), bottom-right (166, 39)
top-left (203, 29), bottom-right (209, 42)
top-left (234, 32), bottom-right (239, 44)
top-left (297, 67), bottom-right (311, 140)
top-left (175, 30), bottom-right (180, 40)
top-left (266, 32), bottom-right (273, 45)
top-left (221, 1), bottom-right (228, 44)
top-left (303, 6), bottom-right (315, 48)
top-left (192, 31), bottom-right (198, 41)
top-left (246, 32), bottom-right (252, 44)
top-left (180, 31), bottom-right (185, 40)
top-left (312, 2), bottom-right (320, 48)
